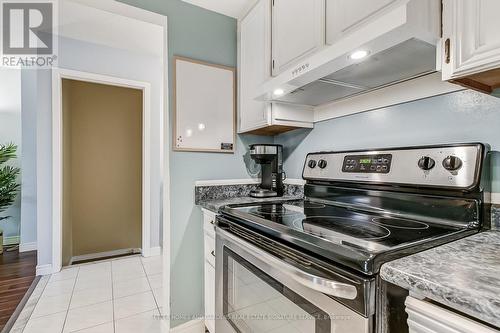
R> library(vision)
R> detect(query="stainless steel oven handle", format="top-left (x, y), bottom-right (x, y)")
top-left (219, 228), bottom-right (358, 300)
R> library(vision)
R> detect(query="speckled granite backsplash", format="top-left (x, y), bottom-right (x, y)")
top-left (194, 183), bottom-right (304, 204)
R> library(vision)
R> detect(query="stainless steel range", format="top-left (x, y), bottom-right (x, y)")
top-left (215, 143), bottom-right (490, 333)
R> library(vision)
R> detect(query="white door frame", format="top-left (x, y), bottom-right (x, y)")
top-left (51, 68), bottom-right (152, 271)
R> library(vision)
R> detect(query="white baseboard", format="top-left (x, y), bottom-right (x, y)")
top-left (146, 246), bottom-right (161, 257)
top-left (19, 242), bottom-right (37, 252)
top-left (36, 264), bottom-right (53, 276)
top-left (3, 236), bottom-right (20, 246)
top-left (170, 319), bottom-right (205, 333)
top-left (70, 248), bottom-right (141, 264)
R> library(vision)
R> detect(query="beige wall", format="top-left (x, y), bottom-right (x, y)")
top-left (62, 79), bottom-right (143, 261)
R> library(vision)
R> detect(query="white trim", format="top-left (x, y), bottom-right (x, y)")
top-left (147, 246), bottom-right (162, 257)
top-left (194, 178), bottom-right (305, 186)
top-left (314, 73), bottom-right (464, 123)
top-left (3, 236), bottom-right (20, 246)
top-left (170, 319), bottom-right (205, 333)
top-left (19, 242), bottom-right (37, 252)
top-left (70, 248), bottom-right (141, 264)
top-left (488, 192), bottom-right (500, 205)
top-left (51, 68), bottom-right (152, 273)
top-left (36, 264), bottom-right (53, 276)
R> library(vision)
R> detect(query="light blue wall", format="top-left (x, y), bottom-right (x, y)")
top-left (31, 34), bottom-right (164, 266)
top-left (117, 0), bottom-right (273, 327)
top-left (275, 90), bottom-right (500, 192)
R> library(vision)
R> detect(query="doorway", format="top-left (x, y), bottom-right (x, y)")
top-left (61, 79), bottom-right (143, 266)
top-left (52, 69), bottom-right (152, 271)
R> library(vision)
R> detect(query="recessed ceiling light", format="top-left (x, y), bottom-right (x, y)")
top-left (198, 123), bottom-right (206, 131)
top-left (349, 50), bottom-right (369, 60)
top-left (273, 88), bottom-right (285, 96)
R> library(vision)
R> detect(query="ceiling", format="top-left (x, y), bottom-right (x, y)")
top-left (181, 0), bottom-right (256, 19)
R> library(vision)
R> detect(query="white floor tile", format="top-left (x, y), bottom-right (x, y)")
top-left (113, 291), bottom-right (158, 320)
top-left (50, 267), bottom-right (79, 282)
top-left (42, 279), bottom-right (76, 297)
top-left (32, 293), bottom-right (72, 318)
top-left (140, 256), bottom-right (162, 265)
top-left (64, 301), bottom-right (113, 332)
top-left (112, 266), bottom-right (146, 282)
top-left (74, 276), bottom-right (112, 292)
top-left (147, 274), bottom-right (162, 289)
top-left (142, 262), bottom-right (162, 276)
top-left (23, 312), bottom-right (67, 333)
top-left (70, 286), bottom-right (113, 309)
top-left (113, 277), bottom-right (151, 299)
top-left (115, 310), bottom-right (162, 333)
top-left (70, 322), bottom-right (114, 333)
top-left (152, 288), bottom-right (163, 306)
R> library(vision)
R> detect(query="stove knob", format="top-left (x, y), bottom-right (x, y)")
top-left (418, 156), bottom-right (435, 171)
top-left (443, 155), bottom-right (463, 171)
top-left (318, 159), bottom-right (327, 169)
top-left (308, 160), bottom-right (317, 168)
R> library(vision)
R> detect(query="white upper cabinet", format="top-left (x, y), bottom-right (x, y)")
top-left (442, 0), bottom-right (500, 93)
top-left (326, 0), bottom-right (398, 44)
top-left (271, 0), bottom-right (325, 76)
top-left (238, 0), bottom-right (272, 133)
top-left (238, 0), bottom-right (314, 135)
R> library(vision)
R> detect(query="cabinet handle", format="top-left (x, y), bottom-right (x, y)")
top-left (210, 220), bottom-right (214, 225)
top-left (444, 38), bottom-right (451, 64)
top-left (211, 250), bottom-right (215, 257)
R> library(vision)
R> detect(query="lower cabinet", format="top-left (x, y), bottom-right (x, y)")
top-left (204, 261), bottom-right (215, 333)
top-left (405, 297), bottom-right (497, 333)
top-left (202, 209), bottom-right (216, 333)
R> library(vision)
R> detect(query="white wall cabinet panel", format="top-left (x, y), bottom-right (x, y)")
top-left (271, 0), bottom-right (325, 76)
top-left (326, 0), bottom-right (398, 45)
top-left (238, 0), bottom-right (272, 133)
top-left (442, 0), bottom-right (500, 88)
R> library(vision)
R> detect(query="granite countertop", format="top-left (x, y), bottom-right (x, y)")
top-left (380, 231), bottom-right (500, 328)
top-left (198, 195), bottom-right (303, 213)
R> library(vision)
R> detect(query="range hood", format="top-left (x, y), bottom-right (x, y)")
top-left (256, 0), bottom-right (441, 107)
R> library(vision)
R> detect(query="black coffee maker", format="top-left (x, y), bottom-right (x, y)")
top-left (249, 144), bottom-right (285, 198)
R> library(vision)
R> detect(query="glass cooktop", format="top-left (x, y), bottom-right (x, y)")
top-left (221, 200), bottom-right (474, 274)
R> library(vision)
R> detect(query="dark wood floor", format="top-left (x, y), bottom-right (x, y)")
top-left (0, 250), bottom-right (37, 331)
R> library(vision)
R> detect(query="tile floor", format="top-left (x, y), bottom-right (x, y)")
top-left (9, 255), bottom-right (165, 333)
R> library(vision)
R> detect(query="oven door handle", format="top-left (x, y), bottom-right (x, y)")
top-left (219, 227), bottom-right (358, 300)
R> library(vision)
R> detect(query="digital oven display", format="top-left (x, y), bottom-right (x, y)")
top-left (342, 154), bottom-right (392, 174)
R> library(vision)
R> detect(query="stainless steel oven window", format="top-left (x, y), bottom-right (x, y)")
top-left (222, 247), bottom-right (331, 333)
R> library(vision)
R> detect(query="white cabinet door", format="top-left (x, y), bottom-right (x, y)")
top-left (204, 261), bottom-right (215, 333)
top-left (442, 0), bottom-right (500, 79)
top-left (272, 0), bottom-right (325, 76)
top-left (238, 0), bottom-right (272, 133)
top-left (406, 297), bottom-right (498, 333)
top-left (326, 0), bottom-right (397, 45)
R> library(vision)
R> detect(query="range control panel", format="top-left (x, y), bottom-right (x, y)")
top-left (302, 144), bottom-right (485, 190)
top-left (342, 154), bottom-right (392, 173)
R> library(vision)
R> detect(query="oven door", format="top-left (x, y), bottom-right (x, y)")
top-left (215, 226), bottom-right (372, 333)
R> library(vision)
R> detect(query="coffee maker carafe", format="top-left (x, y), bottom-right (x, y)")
top-left (249, 144), bottom-right (284, 198)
